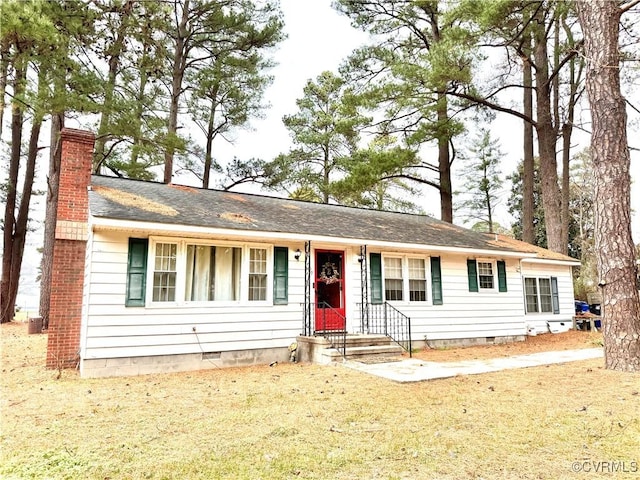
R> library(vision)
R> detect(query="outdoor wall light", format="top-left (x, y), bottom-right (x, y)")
top-left (294, 249), bottom-right (301, 261)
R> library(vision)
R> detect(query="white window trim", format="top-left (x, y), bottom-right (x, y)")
top-left (475, 259), bottom-right (498, 293)
top-left (381, 253), bottom-right (432, 305)
top-left (524, 276), bottom-right (553, 315)
top-left (146, 237), bottom-right (273, 307)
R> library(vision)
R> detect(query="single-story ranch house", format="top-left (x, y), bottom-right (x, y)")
top-left (46, 129), bottom-right (579, 377)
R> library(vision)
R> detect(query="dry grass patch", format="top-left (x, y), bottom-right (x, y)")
top-left (1, 323), bottom-right (638, 480)
top-left (412, 329), bottom-right (603, 362)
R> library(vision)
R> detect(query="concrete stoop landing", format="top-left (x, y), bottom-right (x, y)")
top-left (296, 334), bottom-right (404, 365)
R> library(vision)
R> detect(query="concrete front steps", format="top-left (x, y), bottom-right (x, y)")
top-left (297, 334), bottom-right (405, 365)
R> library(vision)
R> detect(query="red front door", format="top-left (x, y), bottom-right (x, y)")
top-left (314, 250), bottom-right (346, 332)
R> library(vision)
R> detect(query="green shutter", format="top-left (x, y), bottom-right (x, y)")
top-left (497, 260), bottom-right (507, 292)
top-left (430, 257), bottom-right (443, 305)
top-left (467, 259), bottom-right (478, 292)
top-left (273, 247), bottom-right (288, 305)
top-left (126, 238), bottom-right (148, 307)
top-left (370, 252), bottom-right (383, 304)
top-left (551, 276), bottom-right (560, 314)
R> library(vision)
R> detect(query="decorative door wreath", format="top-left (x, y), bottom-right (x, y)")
top-left (319, 261), bottom-right (340, 284)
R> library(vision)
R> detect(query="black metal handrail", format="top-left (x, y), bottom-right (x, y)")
top-left (302, 302), bottom-right (347, 358)
top-left (356, 302), bottom-right (412, 357)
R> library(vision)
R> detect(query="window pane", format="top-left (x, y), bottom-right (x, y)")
top-left (539, 278), bottom-right (552, 313)
top-left (214, 247), bottom-right (241, 301)
top-left (384, 257), bottom-right (403, 301)
top-left (524, 278), bottom-right (539, 313)
top-left (408, 258), bottom-right (427, 302)
top-left (385, 279), bottom-right (403, 301)
top-left (153, 243), bottom-right (176, 302)
top-left (478, 261), bottom-right (494, 289)
top-left (249, 274), bottom-right (267, 301)
top-left (185, 245), bottom-right (215, 301)
top-left (249, 248), bottom-right (267, 301)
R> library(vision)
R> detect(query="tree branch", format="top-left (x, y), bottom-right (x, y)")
top-left (445, 90), bottom-right (537, 128)
top-left (620, 0), bottom-right (640, 14)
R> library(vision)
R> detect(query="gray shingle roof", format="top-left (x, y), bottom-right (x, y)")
top-left (89, 175), bottom-right (574, 261)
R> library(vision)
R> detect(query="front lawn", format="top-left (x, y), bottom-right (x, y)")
top-left (1, 323), bottom-right (638, 479)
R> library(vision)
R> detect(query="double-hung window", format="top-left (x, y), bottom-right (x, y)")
top-left (467, 259), bottom-right (507, 293)
top-left (249, 248), bottom-right (268, 301)
top-left (153, 243), bottom-right (177, 302)
top-left (408, 258), bottom-right (427, 301)
top-left (375, 255), bottom-right (432, 303)
top-left (524, 277), bottom-right (558, 314)
top-left (384, 257), bottom-right (404, 301)
top-left (127, 239), bottom-right (288, 306)
top-left (477, 261), bottom-right (494, 289)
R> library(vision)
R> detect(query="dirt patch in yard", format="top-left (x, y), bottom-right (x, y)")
top-left (411, 329), bottom-right (603, 362)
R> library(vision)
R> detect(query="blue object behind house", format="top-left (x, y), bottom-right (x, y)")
top-left (574, 300), bottom-right (589, 315)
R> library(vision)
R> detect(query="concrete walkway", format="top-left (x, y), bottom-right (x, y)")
top-left (343, 348), bottom-right (604, 383)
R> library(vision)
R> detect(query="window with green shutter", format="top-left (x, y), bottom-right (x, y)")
top-left (369, 252), bottom-right (383, 304)
top-left (430, 257), bottom-right (443, 305)
top-left (273, 247), bottom-right (288, 305)
top-left (467, 259), bottom-right (479, 292)
top-left (497, 260), bottom-right (507, 292)
top-left (126, 238), bottom-right (148, 307)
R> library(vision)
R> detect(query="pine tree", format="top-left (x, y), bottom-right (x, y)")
top-left (454, 129), bottom-right (503, 233)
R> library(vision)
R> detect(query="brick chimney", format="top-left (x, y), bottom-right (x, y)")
top-left (46, 128), bottom-right (95, 369)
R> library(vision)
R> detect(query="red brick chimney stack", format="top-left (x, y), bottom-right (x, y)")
top-left (46, 128), bottom-right (95, 369)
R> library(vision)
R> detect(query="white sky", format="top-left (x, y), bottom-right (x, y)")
top-left (14, 0), bottom-right (640, 310)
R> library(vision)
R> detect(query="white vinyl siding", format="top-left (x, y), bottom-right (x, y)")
top-left (82, 231), bottom-right (577, 376)
top-left (81, 232), bottom-right (304, 373)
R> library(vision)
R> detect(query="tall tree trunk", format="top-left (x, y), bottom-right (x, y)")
top-left (130, 43), bottom-right (150, 165)
top-left (561, 120), bottom-right (572, 254)
top-left (522, 34), bottom-right (535, 245)
top-left (93, 0), bottom-right (134, 172)
top-left (437, 92), bottom-right (452, 223)
top-left (0, 59), bottom-right (26, 323)
top-left (0, 39), bottom-right (9, 139)
top-left (9, 100), bottom-right (44, 321)
top-left (164, 0), bottom-right (190, 184)
top-left (561, 18), bottom-right (584, 259)
top-left (202, 93), bottom-right (217, 189)
top-left (532, 16), bottom-right (564, 254)
top-left (39, 113), bottom-right (64, 330)
top-left (577, 0), bottom-right (640, 372)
